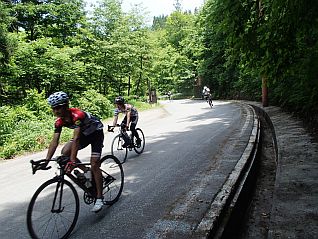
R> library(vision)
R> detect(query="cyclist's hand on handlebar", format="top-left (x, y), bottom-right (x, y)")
top-left (108, 125), bottom-right (115, 132)
top-left (42, 160), bottom-right (49, 168)
top-left (31, 160), bottom-right (51, 174)
top-left (65, 161), bottom-right (76, 173)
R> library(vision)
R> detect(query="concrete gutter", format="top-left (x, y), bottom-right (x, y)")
top-left (251, 104), bottom-right (279, 164)
top-left (192, 104), bottom-right (261, 238)
top-left (247, 102), bottom-right (318, 238)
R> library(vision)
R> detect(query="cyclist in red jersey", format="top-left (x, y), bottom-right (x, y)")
top-left (45, 91), bottom-right (104, 212)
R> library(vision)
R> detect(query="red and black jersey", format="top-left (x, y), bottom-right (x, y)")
top-left (54, 108), bottom-right (103, 136)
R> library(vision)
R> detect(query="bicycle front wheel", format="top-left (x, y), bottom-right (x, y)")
top-left (100, 155), bottom-right (124, 205)
top-left (133, 128), bottom-right (145, 154)
top-left (208, 98), bottom-right (213, 108)
top-left (27, 178), bottom-right (79, 239)
top-left (111, 134), bottom-right (128, 164)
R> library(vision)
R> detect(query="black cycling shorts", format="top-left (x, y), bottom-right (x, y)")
top-left (78, 130), bottom-right (104, 157)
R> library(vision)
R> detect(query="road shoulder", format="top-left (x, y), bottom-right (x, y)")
top-left (248, 102), bottom-right (318, 238)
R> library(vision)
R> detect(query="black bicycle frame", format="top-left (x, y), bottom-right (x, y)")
top-left (50, 180), bottom-right (64, 213)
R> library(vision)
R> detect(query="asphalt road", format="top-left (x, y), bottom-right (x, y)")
top-left (0, 99), bottom-right (254, 239)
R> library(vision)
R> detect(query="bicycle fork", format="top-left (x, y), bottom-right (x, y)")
top-left (51, 181), bottom-right (65, 213)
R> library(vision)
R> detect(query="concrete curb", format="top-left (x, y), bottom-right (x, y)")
top-left (193, 104), bottom-right (261, 238)
top-left (250, 104), bottom-right (279, 165)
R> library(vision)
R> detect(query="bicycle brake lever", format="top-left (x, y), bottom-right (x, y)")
top-left (30, 160), bottom-right (38, 174)
top-left (31, 160), bottom-right (50, 174)
top-left (107, 125), bottom-right (115, 132)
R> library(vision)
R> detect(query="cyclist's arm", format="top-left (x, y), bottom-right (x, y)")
top-left (46, 132), bottom-right (61, 161)
top-left (113, 115), bottom-right (119, 127)
top-left (70, 127), bottom-right (81, 162)
top-left (126, 111), bottom-right (131, 128)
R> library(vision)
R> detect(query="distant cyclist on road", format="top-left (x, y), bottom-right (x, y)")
top-left (111, 96), bottom-right (141, 148)
top-left (167, 91), bottom-right (172, 101)
top-left (45, 91), bottom-right (104, 213)
top-left (202, 86), bottom-right (213, 106)
top-left (202, 86), bottom-right (210, 100)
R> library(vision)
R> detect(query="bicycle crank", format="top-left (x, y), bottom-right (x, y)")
top-left (83, 192), bottom-right (95, 205)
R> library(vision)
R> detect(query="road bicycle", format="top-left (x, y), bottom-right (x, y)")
top-left (108, 124), bottom-right (145, 164)
top-left (26, 155), bottom-right (124, 239)
top-left (204, 94), bottom-right (213, 108)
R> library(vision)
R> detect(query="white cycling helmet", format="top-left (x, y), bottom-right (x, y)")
top-left (47, 91), bottom-right (69, 108)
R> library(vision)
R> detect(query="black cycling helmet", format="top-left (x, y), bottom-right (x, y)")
top-left (47, 91), bottom-right (69, 108)
top-left (114, 96), bottom-right (125, 104)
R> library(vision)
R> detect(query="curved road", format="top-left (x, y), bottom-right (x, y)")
top-left (0, 100), bottom-right (254, 239)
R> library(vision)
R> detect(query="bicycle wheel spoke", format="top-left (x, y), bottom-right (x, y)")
top-left (133, 128), bottom-right (145, 154)
top-left (111, 135), bottom-right (128, 163)
top-left (27, 178), bottom-right (79, 239)
top-left (100, 155), bottom-right (124, 205)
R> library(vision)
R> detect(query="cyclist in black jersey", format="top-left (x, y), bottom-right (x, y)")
top-left (45, 91), bottom-right (104, 212)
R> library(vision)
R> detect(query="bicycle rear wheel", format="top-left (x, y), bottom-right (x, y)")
top-left (27, 178), bottom-right (79, 239)
top-left (133, 128), bottom-right (145, 154)
top-left (111, 134), bottom-right (128, 164)
top-left (100, 155), bottom-right (124, 205)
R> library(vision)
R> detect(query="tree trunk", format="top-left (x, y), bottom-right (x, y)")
top-left (135, 54), bottom-right (143, 95)
top-left (262, 75), bottom-right (268, 107)
top-left (128, 75), bottom-right (131, 96)
top-left (147, 78), bottom-right (151, 103)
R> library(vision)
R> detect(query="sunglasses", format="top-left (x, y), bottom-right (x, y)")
top-left (52, 104), bottom-right (67, 110)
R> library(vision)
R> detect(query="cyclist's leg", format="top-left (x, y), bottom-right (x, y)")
top-left (89, 130), bottom-right (104, 198)
top-left (61, 140), bottom-right (72, 156)
top-left (61, 140), bottom-right (87, 172)
top-left (91, 156), bottom-right (102, 198)
top-left (209, 94), bottom-right (213, 105)
top-left (130, 116), bottom-right (140, 141)
top-left (121, 117), bottom-right (131, 146)
top-left (89, 130), bottom-right (104, 212)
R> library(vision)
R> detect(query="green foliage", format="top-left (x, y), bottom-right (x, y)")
top-left (10, 38), bottom-right (87, 97)
top-left (2, 0), bottom-right (317, 158)
top-left (2, 0), bottom-right (203, 104)
top-left (0, 106), bottom-right (14, 146)
top-left (73, 89), bottom-right (113, 119)
top-left (152, 15), bottom-right (167, 30)
top-left (23, 89), bottom-right (51, 118)
top-left (0, 119), bottom-right (52, 159)
top-left (0, 115), bottom-right (74, 160)
top-left (124, 95), bottom-right (153, 111)
top-left (199, 0), bottom-right (318, 114)
top-left (149, 10), bottom-right (201, 96)
top-left (11, 0), bottom-right (86, 43)
top-left (0, 1), bottom-right (16, 66)
top-left (0, 103), bottom-right (53, 159)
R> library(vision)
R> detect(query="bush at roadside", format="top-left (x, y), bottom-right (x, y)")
top-left (0, 90), bottom-right (113, 160)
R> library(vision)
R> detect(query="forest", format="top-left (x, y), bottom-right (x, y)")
top-left (0, 0), bottom-right (317, 159)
